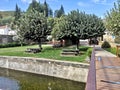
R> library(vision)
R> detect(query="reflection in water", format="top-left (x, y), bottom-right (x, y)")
top-left (0, 77), bottom-right (19, 90)
top-left (0, 68), bottom-right (85, 90)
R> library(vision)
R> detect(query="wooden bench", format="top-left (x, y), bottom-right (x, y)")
top-left (25, 48), bottom-right (41, 53)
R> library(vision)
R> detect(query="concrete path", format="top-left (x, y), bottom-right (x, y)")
top-left (95, 45), bottom-right (116, 57)
top-left (94, 45), bottom-right (120, 90)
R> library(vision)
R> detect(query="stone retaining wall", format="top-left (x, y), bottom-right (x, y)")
top-left (0, 56), bottom-right (89, 82)
top-left (0, 35), bottom-right (14, 44)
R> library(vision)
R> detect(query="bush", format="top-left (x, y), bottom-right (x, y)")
top-left (87, 48), bottom-right (92, 58)
top-left (0, 42), bottom-right (27, 48)
top-left (79, 47), bottom-right (89, 51)
top-left (115, 37), bottom-right (120, 44)
top-left (101, 41), bottom-right (111, 48)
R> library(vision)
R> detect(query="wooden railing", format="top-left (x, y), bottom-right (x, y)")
top-left (85, 45), bottom-right (96, 90)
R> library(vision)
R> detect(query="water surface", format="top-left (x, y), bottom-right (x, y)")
top-left (0, 68), bottom-right (85, 90)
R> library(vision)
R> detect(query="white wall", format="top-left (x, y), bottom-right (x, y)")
top-left (0, 26), bottom-right (16, 35)
top-left (0, 29), bottom-right (5, 34)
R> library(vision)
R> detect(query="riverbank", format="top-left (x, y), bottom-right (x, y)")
top-left (0, 56), bottom-right (89, 83)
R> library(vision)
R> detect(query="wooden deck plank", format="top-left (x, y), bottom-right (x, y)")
top-left (96, 57), bottom-right (120, 90)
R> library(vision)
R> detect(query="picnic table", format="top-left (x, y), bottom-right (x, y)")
top-left (25, 48), bottom-right (41, 53)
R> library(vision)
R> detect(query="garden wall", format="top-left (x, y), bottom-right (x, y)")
top-left (0, 56), bottom-right (89, 82)
top-left (0, 35), bottom-right (14, 44)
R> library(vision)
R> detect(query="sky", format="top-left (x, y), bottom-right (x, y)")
top-left (0, 0), bottom-right (117, 18)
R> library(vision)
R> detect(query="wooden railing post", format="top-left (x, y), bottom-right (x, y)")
top-left (85, 45), bottom-right (96, 90)
top-left (116, 45), bottom-right (120, 57)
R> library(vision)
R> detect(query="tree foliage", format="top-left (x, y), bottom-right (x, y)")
top-left (52, 10), bottom-right (105, 48)
top-left (105, 0), bottom-right (120, 36)
top-left (14, 4), bottom-right (21, 24)
top-left (47, 17), bottom-right (54, 35)
top-left (0, 16), bottom-right (14, 26)
top-left (43, 0), bottom-right (48, 17)
top-left (53, 10), bottom-right (105, 40)
top-left (16, 9), bottom-right (48, 49)
top-left (27, 0), bottom-right (41, 13)
top-left (27, 0), bottom-right (53, 17)
top-left (10, 4), bottom-right (21, 29)
top-left (54, 5), bottom-right (65, 18)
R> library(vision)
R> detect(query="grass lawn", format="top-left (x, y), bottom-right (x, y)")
top-left (104, 47), bottom-right (117, 55)
top-left (0, 45), bottom-right (91, 62)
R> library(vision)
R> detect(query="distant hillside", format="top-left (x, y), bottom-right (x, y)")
top-left (0, 11), bottom-right (14, 18)
top-left (0, 11), bottom-right (15, 26)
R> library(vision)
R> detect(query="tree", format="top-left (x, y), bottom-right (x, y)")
top-left (105, 0), bottom-right (120, 36)
top-left (43, 1), bottom-right (53, 17)
top-left (60, 5), bottom-right (65, 15)
top-left (27, 0), bottom-right (41, 13)
top-left (0, 14), bottom-right (2, 19)
top-left (86, 14), bottom-right (105, 38)
top-left (48, 8), bottom-right (53, 17)
top-left (0, 16), bottom-right (14, 26)
top-left (47, 17), bottom-right (54, 35)
top-left (52, 11), bottom-right (83, 49)
top-left (17, 9), bottom-right (48, 50)
top-left (43, 0), bottom-right (48, 17)
top-left (14, 4), bottom-right (21, 24)
top-left (52, 10), bottom-right (105, 49)
top-left (54, 5), bottom-right (65, 18)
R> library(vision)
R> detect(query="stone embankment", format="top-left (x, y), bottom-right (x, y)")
top-left (0, 56), bottom-right (89, 82)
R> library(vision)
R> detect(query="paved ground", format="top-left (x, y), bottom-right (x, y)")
top-left (95, 45), bottom-right (117, 57)
top-left (95, 45), bottom-right (120, 90)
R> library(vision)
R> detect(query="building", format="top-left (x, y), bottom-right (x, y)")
top-left (0, 25), bottom-right (16, 44)
top-left (103, 30), bottom-right (115, 42)
top-left (0, 25), bottom-right (16, 35)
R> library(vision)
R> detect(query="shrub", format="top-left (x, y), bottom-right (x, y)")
top-left (79, 47), bottom-right (89, 51)
top-left (87, 48), bottom-right (92, 58)
top-left (0, 42), bottom-right (27, 48)
top-left (101, 41), bottom-right (111, 48)
top-left (115, 36), bottom-right (120, 44)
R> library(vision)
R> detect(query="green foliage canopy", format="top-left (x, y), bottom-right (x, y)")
top-left (14, 4), bottom-right (21, 22)
top-left (27, 0), bottom-right (53, 17)
top-left (16, 9), bottom-right (48, 49)
top-left (27, 0), bottom-right (41, 13)
top-left (105, 0), bottom-right (120, 36)
top-left (52, 10), bottom-right (105, 40)
top-left (54, 5), bottom-right (65, 18)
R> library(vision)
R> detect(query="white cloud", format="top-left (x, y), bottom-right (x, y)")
top-left (92, 0), bottom-right (107, 4)
top-left (0, 9), bottom-right (6, 11)
top-left (92, 0), bottom-right (115, 5)
top-left (78, 2), bottom-right (90, 7)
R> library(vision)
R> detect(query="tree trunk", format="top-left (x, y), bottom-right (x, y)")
top-left (101, 35), bottom-right (103, 41)
top-left (20, 40), bottom-right (23, 47)
top-left (38, 40), bottom-right (42, 50)
top-left (76, 39), bottom-right (79, 50)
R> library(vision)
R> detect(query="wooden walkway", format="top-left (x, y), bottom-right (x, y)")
top-left (96, 57), bottom-right (120, 90)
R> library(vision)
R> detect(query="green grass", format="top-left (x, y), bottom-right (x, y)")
top-left (104, 47), bottom-right (117, 55)
top-left (0, 45), bottom-right (90, 62)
